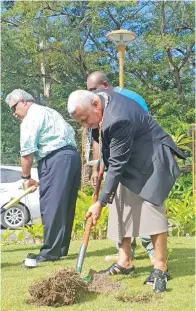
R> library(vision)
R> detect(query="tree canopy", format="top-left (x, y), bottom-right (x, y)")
top-left (1, 0), bottom-right (194, 164)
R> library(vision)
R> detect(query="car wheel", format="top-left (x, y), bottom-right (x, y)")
top-left (1, 204), bottom-right (30, 229)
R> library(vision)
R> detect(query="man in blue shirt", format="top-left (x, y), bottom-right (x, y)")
top-left (86, 71), bottom-right (154, 266)
top-left (5, 89), bottom-right (81, 264)
top-left (87, 71), bottom-right (148, 112)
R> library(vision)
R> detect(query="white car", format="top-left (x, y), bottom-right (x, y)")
top-left (0, 165), bottom-right (40, 229)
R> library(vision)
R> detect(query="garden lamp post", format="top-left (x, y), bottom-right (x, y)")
top-left (106, 29), bottom-right (136, 88)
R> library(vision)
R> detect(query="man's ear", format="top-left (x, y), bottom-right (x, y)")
top-left (103, 81), bottom-right (108, 88)
top-left (92, 100), bottom-right (97, 107)
top-left (92, 99), bottom-right (101, 109)
top-left (21, 99), bottom-right (26, 106)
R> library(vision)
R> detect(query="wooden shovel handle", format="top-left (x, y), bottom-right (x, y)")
top-left (92, 161), bottom-right (105, 203)
top-left (83, 217), bottom-right (93, 247)
top-left (2, 183), bottom-right (39, 210)
top-left (83, 161), bottom-right (105, 246)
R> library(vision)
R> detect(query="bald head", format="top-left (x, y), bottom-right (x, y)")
top-left (87, 71), bottom-right (113, 91)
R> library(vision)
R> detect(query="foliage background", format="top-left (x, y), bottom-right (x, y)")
top-left (1, 0), bottom-right (195, 164)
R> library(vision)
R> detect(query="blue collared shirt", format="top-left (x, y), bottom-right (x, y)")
top-left (114, 87), bottom-right (148, 112)
top-left (20, 104), bottom-right (76, 161)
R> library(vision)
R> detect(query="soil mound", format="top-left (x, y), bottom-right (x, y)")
top-left (28, 268), bottom-right (88, 307)
top-left (88, 270), bottom-right (122, 293)
top-left (28, 268), bottom-right (122, 307)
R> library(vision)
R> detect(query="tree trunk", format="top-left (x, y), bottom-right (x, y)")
top-left (39, 39), bottom-right (51, 105)
top-left (166, 48), bottom-right (185, 103)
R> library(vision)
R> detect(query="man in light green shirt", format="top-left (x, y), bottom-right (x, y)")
top-left (20, 101), bottom-right (76, 161)
top-left (6, 89), bottom-right (81, 264)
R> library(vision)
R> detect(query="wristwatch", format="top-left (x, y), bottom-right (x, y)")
top-left (21, 175), bottom-right (31, 180)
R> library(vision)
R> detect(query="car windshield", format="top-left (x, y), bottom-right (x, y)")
top-left (0, 168), bottom-right (22, 183)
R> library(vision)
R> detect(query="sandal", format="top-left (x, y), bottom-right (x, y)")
top-left (144, 268), bottom-right (170, 285)
top-left (98, 263), bottom-right (135, 276)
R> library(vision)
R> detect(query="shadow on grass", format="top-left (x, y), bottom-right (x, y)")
top-left (65, 246), bottom-right (117, 260)
top-left (1, 262), bottom-right (25, 268)
top-left (2, 244), bottom-right (194, 279)
top-left (2, 245), bottom-right (40, 253)
top-left (2, 246), bottom-right (117, 258)
top-left (134, 254), bottom-right (149, 260)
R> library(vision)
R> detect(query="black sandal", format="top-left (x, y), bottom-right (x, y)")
top-left (98, 263), bottom-right (135, 276)
top-left (144, 268), bottom-right (170, 285)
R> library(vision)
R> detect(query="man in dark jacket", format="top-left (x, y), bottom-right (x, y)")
top-left (87, 71), bottom-right (155, 265)
top-left (67, 89), bottom-right (185, 290)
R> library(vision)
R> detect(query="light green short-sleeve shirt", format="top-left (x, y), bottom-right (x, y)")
top-left (20, 104), bottom-right (76, 161)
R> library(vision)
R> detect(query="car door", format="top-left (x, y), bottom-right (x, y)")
top-left (0, 167), bottom-right (41, 228)
top-left (0, 168), bottom-right (23, 207)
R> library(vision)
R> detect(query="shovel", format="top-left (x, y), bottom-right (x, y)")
top-left (76, 161), bottom-right (105, 276)
top-left (1, 183), bottom-right (39, 214)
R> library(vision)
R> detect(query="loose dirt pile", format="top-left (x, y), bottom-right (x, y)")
top-left (28, 269), bottom-right (88, 307)
top-left (117, 293), bottom-right (163, 304)
top-left (88, 269), bottom-right (122, 293)
top-left (28, 268), bottom-right (122, 307)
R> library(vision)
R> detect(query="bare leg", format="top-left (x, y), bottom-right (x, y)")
top-left (151, 232), bottom-right (167, 271)
top-left (117, 237), bottom-right (134, 269)
top-left (105, 237), bottom-right (134, 262)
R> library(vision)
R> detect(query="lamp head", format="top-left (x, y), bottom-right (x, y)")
top-left (106, 29), bottom-right (136, 48)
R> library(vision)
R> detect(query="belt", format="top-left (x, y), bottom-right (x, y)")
top-left (39, 145), bottom-right (77, 162)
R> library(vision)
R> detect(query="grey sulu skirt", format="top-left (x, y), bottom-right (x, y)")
top-left (107, 184), bottom-right (168, 243)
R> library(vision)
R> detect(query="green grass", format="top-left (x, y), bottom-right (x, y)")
top-left (1, 237), bottom-right (195, 311)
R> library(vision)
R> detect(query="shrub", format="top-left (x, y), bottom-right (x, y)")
top-left (165, 191), bottom-right (195, 237)
top-left (72, 190), bottom-right (108, 240)
top-left (1, 228), bottom-right (16, 245)
top-left (1, 221), bottom-right (44, 245)
top-left (169, 173), bottom-right (192, 199)
top-left (24, 222), bottom-right (44, 244)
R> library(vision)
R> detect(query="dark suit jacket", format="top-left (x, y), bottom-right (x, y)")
top-left (92, 90), bottom-right (185, 206)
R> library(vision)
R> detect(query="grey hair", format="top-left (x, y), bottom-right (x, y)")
top-left (67, 90), bottom-right (98, 115)
top-left (5, 89), bottom-right (36, 105)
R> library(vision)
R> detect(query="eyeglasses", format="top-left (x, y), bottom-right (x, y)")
top-left (10, 102), bottom-right (19, 113)
top-left (10, 99), bottom-right (23, 113)
top-left (88, 87), bottom-right (97, 91)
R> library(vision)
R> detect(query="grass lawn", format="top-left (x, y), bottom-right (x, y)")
top-left (1, 237), bottom-right (195, 311)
